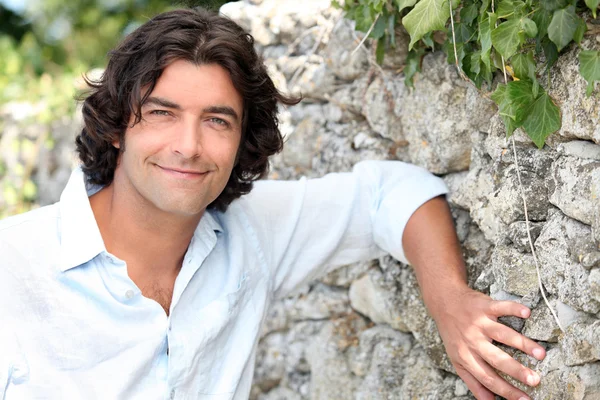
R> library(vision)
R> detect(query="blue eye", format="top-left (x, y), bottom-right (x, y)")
top-left (150, 110), bottom-right (171, 116)
top-left (210, 118), bottom-right (229, 127)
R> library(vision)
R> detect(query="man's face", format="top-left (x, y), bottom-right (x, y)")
top-left (113, 60), bottom-right (243, 217)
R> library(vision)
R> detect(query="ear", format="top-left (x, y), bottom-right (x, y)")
top-left (112, 140), bottom-right (120, 149)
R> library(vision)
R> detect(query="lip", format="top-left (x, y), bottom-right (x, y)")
top-left (155, 165), bottom-right (209, 179)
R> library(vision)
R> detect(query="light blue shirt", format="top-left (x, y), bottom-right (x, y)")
top-left (0, 160), bottom-right (447, 399)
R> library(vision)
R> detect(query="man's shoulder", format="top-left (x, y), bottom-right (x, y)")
top-left (0, 203), bottom-right (61, 253)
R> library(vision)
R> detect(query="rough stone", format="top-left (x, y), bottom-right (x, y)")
top-left (507, 220), bottom-right (544, 253)
top-left (548, 41), bottom-right (600, 144)
top-left (548, 155), bottom-right (600, 227)
top-left (321, 260), bottom-right (374, 288)
top-left (536, 209), bottom-right (600, 314)
top-left (491, 245), bottom-right (539, 297)
top-left (561, 320), bottom-right (600, 366)
top-left (305, 315), bottom-right (366, 400)
top-left (349, 268), bottom-right (407, 332)
top-left (393, 52), bottom-right (497, 174)
top-left (323, 19), bottom-right (369, 81)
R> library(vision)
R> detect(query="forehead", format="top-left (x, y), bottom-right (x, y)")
top-left (148, 60), bottom-right (243, 114)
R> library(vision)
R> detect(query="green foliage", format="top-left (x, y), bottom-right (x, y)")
top-left (403, 0), bottom-right (450, 50)
top-left (337, 0), bottom-right (599, 149)
top-left (579, 51), bottom-right (600, 96)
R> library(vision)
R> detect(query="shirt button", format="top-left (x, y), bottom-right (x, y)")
top-left (125, 290), bottom-right (135, 299)
top-left (170, 389), bottom-right (175, 399)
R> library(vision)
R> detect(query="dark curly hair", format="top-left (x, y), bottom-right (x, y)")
top-left (76, 7), bottom-right (300, 211)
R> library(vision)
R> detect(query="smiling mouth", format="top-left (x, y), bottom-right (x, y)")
top-left (155, 165), bottom-right (209, 179)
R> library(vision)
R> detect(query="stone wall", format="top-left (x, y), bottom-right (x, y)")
top-left (1, 0), bottom-right (599, 398)
top-left (220, 1), bottom-right (600, 399)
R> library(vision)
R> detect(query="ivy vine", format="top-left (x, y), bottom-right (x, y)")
top-left (333, 0), bottom-right (600, 148)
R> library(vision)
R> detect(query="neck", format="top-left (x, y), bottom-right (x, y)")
top-left (89, 181), bottom-right (203, 282)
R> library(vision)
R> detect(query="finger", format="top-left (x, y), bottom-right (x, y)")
top-left (487, 322), bottom-right (546, 361)
top-left (479, 341), bottom-right (540, 388)
top-left (488, 300), bottom-right (531, 319)
top-left (470, 354), bottom-right (532, 400)
top-left (454, 364), bottom-right (495, 400)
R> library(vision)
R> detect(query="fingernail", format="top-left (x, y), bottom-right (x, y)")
top-left (521, 308), bottom-right (530, 318)
top-left (519, 397), bottom-right (529, 400)
top-left (533, 348), bottom-right (545, 360)
top-left (526, 374), bottom-right (537, 385)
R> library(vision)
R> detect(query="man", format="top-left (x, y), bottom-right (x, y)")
top-left (0, 7), bottom-right (545, 400)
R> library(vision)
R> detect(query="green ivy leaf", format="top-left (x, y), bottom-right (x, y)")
top-left (460, 3), bottom-right (479, 24)
top-left (446, 41), bottom-right (466, 68)
top-left (506, 80), bottom-right (536, 125)
top-left (573, 18), bottom-right (587, 45)
top-left (396, 0), bottom-right (419, 12)
top-left (579, 50), bottom-right (600, 96)
top-left (376, 37), bottom-right (386, 64)
top-left (542, 38), bottom-right (559, 70)
top-left (404, 47), bottom-right (425, 88)
top-left (512, 51), bottom-right (536, 82)
top-left (479, 14), bottom-right (492, 69)
top-left (521, 18), bottom-right (538, 38)
top-left (492, 18), bottom-right (523, 59)
top-left (388, 14), bottom-right (397, 47)
top-left (532, 8), bottom-right (552, 38)
top-left (497, 0), bottom-right (526, 18)
top-left (422, 32), bottom-right (435, 48)
top-left (522, 92), bottom-right (561, 148)
top-left (479, 0), bottom-right (491, 16)
top-left (371, 15), bottom-right (387, 39)
top-left (403, 0), bottom-right (451, 50)
top-left (491, 84), bottom-right (518, 136)
top-left (470, 50), bottom-right (482, 75)
top-left (541, 0), bottom-right (568, 11)
top-left (548, 6), bottom-right (579, 52)
top-left (585, 0), bottom-right (599, 18)
top-left (455, 22), bottom-right (476, 43)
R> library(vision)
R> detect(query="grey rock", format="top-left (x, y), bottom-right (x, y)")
top-left (305, 315), bottom-right (366, 400)
top-left (548, 155), bottom-right (600, 227)
top-left (548, 41), bottom-right (600, 144)
top-left (394, 52), bottom-right (497, 174)
top-left (349, 268), bottom-right (407, 332)
top-left (347, 325), bottom-right (412, 378)
top-left (323, 19), bottom-right (369, 81)
top-left (561, 320), bottom-right (600, 366)
top-left (399, 346), bottom-right (457, 399)
top-left (507, 221), bottom-right (544, 253)
top-left (522, 298), bottom-right (563, 343)
top-left (491, 245), bottom-right (539, 297)
top-left (321, 260), bottom-right (374, 288)
top-left (442, 171), bottom-right (469, 210)
top-left (558, 140), bottom-right (600, 161)
top-left (589, 268), bottom-right (600, 303)
top-left (362, 72), bottom-right (405, 141)
top-left (536, 209), bottom-right (600, 314)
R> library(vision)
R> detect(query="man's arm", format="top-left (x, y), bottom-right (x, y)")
top-left (402, 196), bottom-right (545, 400)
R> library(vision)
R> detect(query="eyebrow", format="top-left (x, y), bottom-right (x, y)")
top-left (144, 96), bottom-right (240, 123)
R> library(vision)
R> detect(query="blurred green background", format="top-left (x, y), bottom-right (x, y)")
top-left (0, 0), bottom-right (231, 217)
top-left (0, 0), bottom-right (231, 118)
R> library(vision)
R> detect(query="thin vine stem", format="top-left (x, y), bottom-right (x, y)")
top-left (491, 0), bottom-right (564, 334)
top-left (351, 13), bottom-right (381, 56)
top-left (448, 0), bottom-right (468, 80)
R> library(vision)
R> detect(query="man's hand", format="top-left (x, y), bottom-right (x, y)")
top-left (402, 196), bottom-right (546, 400)
top-left (433, 285), bottom-right (546, 400)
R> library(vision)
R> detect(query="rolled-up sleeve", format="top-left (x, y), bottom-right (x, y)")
top-left (238, 160), bottom-right (449, 298)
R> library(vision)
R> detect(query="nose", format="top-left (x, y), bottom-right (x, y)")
top-left (171, 118), bottom-right (202, 159)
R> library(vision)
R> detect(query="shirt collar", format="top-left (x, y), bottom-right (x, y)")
top-left (59, 167), bottom-right (106, 272)
top-left (58, 167), bottom-right (224, 272)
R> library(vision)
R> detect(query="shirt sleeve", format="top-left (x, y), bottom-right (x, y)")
top-left (238, 160), bottom-right (449, 298)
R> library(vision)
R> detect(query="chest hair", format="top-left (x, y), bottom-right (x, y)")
top-left (142, 284), bottom-right (174, 315)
